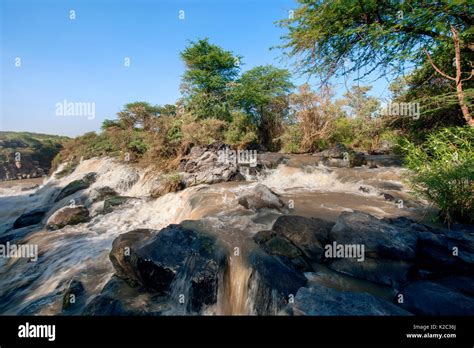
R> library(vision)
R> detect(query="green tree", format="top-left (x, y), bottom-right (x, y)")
top-left (280, 0), bottom-right (473, 125)
top-left (180, 38), bottom-right (241, 120)
top-left (343, 85), bottom-right (380, 120)
top-left (117, 102), bottom-right (161, 131)
top-left (232, 65), bottom-right (294, 149)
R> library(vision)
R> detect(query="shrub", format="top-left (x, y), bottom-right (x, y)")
top-left (224, 112), bottom-right (258, 149)
top-left (401, 127), bottom-right (474, 225)
top-left (279, 124), bottom-right (303, 153)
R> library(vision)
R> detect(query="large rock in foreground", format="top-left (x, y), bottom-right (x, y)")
top-left (109, 225), bottom-right (227, 313)
top-left (329, 211), bottom-right (418, 260)
top-left (290, 285), bottom-right (411, 316)
top-left (272, 215), bottom-right (334, 262)
top-left (399, 281), bottom-right (474, 315)
top-left (247, 250), bottom-right (307, 315)
top-left (46, 205), bottom-right (90, 230)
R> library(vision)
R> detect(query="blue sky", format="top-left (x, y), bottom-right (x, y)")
top-left (1, 0), bottom-right (391, 137)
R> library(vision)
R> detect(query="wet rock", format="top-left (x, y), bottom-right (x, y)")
top-left (325, 212), bottom-right (419, 287)
top-left (90, 186), bottom-right (118, 202)
top-left (62, 279), bottom-right (85, 312)
top-left (437, 276), bottom-right (474, 297)
top-left (358, 186), bottom-right (371, 194)
top-left (253, 230), bottom-right (312, 272)
top-left (102, 196), bottom-right (133, 214)
top-left (290, 284), bottom-right (411, 316)
top-left (327, 257), bottom-right (412, 288)
top-left (272, 215), bottom-right (334, 262)
top-left (46, 205), bottom-right (90, 230)
top-left (12, 208), bottom-right (48, 229)
top-left (238, 184), bottom-right (284, 211)
top-left (83, 276), bottom-right (169, 316)
top-left (399, 281), bottom-right (474, 315)
top-left (416, 229), bottom-right (474, 275)
top-left (318, 144), bottom-right (349, 159)
top-left (150, 176), bottom-right (185, 198)
top-left (247, 250), bottom-right (307, 315)
top-left (109, 224), bottom-right (227, 313)
top-left (258, 153), bottom-right (288, 169)
top-left (349, 152), bottom-right (367, 167)
top-left (54, 172), bottom-right (97, 202)
top-left (329, 211), bottom-right (418, 260)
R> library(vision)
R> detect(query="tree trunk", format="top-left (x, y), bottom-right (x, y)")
top-left (452, 26), bottom-right (473, 126)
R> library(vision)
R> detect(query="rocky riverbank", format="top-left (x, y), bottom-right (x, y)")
top-left (0, 144), bottom-right (472, 316)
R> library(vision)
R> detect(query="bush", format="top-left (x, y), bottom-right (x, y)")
top-left (401, 127), bottom-right (474, 225)
top-left (224, 112), bottom-right (258, 149)
top-left (279, 124), bottom-right (303, 153)
top-left (181, 117), bottom-right (228, 146)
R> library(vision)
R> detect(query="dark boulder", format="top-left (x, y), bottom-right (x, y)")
top-left (54, 172), bottom-right (97, 202)
top-left (62, 279), bottom-right (85, 312)
top-left (13, 208), bottom-right (48, 229)
top-left (253, 230), bottom-right (312, 272)
top-left (247, 250), bottom-right (307, 315)
top-left (109, 225), bottom-right (227, 313)
top-left (327, 257), bottom-right (412, 289)
top-left (83, 276), bottom-right (169, 316)
top-left (272, 215), bottom-right (334, 262)
top-left (290, 284), bottom-right (411, 316)
top-left (329, 211), bottom-right (418, 260)
top-left (416, 229), bottom-right (474, 275)
top-left (399, 281), bottom-right (474, 315)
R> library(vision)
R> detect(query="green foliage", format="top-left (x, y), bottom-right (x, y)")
top-left (279, 0), bottom-right (471, 81)
top-left (181, 38), bottom-right (241, 120)
top-left (279, 124), bottom-right (303, 153)
top-left (343, 86), bottom-right (380, 120)
top-left (232, 65), bottom-right (294, 149)
top-left (401, 127), bottom-right (474, 224)
top-left (224, 111), bottom-right (258, 148)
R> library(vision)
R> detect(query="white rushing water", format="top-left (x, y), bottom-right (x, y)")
top-left (0, 156), bottom-right (421, 315)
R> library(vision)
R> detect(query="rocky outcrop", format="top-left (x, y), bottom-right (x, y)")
top-left (46, 205), bottom-right (90, 230)
top-left (326, 211), bottom-right (418, 288)
top-left (83, 276), bottom-right (170, 316)
top-left (314, 144), bottom-right (367, 168)
top-left (290, 284), bottom-right (411, 316)
top-left (247, 250), bottom-right (307, 315)
top-left (238, 184), bottom-right (284, 211)
top-left (54, 172), bottom-right (97, 202)
top-left (416, 228), bottom-right (474, 276)
top-left (272, 215), bottom-right (334, 262)
top-left (102, 196), bottom-right (134, 214)
top-left (12, 208), bottom-right (48, 229)
top-left (399, 281), bottom-right (474, 315)
top-left (253, 230), bottom-right (312, 272)
top-left (178, 142), bottom-right (242, 187)
top-left (109, 225), bottom-right (227, 313)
